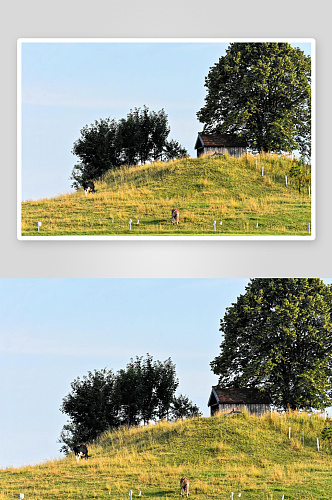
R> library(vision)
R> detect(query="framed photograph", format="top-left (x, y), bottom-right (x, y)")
top-left (17, 38), bottom-right (315, 240)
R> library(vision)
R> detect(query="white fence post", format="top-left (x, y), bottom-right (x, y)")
top-left (289, 427), bottom-right (291, 439)
top-left (317, 438), bottom-right (319, 451)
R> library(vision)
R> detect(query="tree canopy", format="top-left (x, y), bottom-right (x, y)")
top-left (58, 354), bottom-right (199, 454)
top-left (210, 279), bottom-right (332, 411)
top-left (58, 368), bottom-right (118, 453)
top-left (70, 106), bottom-right (189, 190)
top-left (197, 43), bottom-right (311, 158)
top-left (170, 394), bottom-right (202, 420)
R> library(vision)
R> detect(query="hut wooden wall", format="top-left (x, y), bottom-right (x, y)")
top-left (197, 146), bottom-right (247, 158)
top-left (211, 403), bottom-right (270, 417)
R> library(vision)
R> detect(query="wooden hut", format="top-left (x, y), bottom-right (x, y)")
top-left (208, 387), bottom-right (271, 417)
top-left (194, 133), bottom-right (248, 158)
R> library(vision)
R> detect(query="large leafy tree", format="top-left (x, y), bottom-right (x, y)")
top-left (116, 115), bottom-right (141, 167)
top-left (155, 357), bottom-right (179, 420)
top-left (210, 279), bottom-right (332, 411)
top-left (113, 355), bottom-right (179, 425)
top-left (70, 118), bottom-right (120, 190)
top-left (112, 360), bottom-right (144, 427)
top-left (138, 355), bottom-right (159, 424)
top-left (149, 108), bottom-right (171, 161)
top-left (58, 368), bottom-right (118, 454)
top-left (134, 106), bottom-right (155, 165)
top-left (70, 106), bottom-right (188, 189)
top-left (58, 354), bottom-right (188, 453)
top-left (197, 43), bottom-right (311, 158)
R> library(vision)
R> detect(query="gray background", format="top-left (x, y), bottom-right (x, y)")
top-left (2, 0), bottom-right (330, 278)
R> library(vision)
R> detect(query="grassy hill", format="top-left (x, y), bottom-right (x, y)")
top-left (21, 154), bottom-right (312, 237)
top-left (1, 411), bottom-right (331, 499)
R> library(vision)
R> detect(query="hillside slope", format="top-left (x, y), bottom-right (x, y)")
top-left (1, 411), bottom-right (330, 499)
top-left (21, 154), bottom-right (311, 236)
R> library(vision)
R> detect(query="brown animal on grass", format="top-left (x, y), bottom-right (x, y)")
top-left (180, 477), bottom-right (189, 497)
top-left (172, 208), bottom-right (180, 225)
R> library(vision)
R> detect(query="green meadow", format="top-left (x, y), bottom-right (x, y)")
top-left (21, 154), bottom-right (311, 237)
top-left (1, 411), bottom-right (331, 500)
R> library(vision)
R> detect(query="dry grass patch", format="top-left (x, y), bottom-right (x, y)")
top-left (21, 154), bottom-right (311, 236)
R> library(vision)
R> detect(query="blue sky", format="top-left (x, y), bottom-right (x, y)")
top-left (19, 39), bottom-right (312, 201)
top-left (0, 277), bottom-right (330, 469)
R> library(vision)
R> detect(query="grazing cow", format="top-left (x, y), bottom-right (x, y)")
top-left (73, 444), bottom-right (89, 462)
top-left (180, 477), bottom-right (189, 497)
top-left (172, 208), bottom-right (180, 225)
top-left (82, 181), bottom-right (95, 196)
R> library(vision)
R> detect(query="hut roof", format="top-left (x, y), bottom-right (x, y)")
top-left (195, 133), bottom-right (248, 150)
top-left (208, 387), bottom-right (271, 407)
